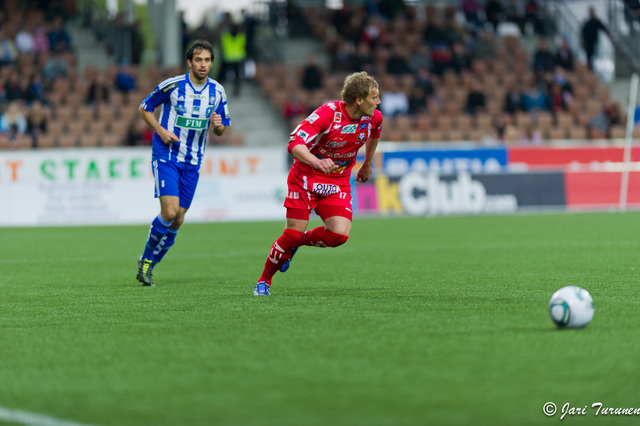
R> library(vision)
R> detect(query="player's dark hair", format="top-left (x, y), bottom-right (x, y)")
top-left (341, 71), bottom-right (378, 104)
top-left (186, 40), bottom-right (214, 62)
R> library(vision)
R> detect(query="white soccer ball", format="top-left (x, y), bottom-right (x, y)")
top-left (549, 286), bottom-right (594, 328)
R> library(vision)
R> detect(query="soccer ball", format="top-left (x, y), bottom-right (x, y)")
top-left (548, 286), bottom-right (594, 328)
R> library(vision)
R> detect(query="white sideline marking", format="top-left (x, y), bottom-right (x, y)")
top-left (0, 407), bottom-right (96, 426)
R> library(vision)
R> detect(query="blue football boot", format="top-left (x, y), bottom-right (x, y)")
top-left (253, 281), bottom-right (271, 296)
top-left (279, 248), bottom-right (298, 273)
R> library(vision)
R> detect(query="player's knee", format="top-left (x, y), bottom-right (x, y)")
top-left (325, 230), bottom-right (349, 247)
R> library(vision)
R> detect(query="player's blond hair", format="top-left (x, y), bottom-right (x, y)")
top-left (341, 72), bottom-right (378, 105)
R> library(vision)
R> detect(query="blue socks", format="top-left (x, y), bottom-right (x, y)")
top-left (141, 214), bottom-right (173, 262)
top-left (152, 227), bottom-right (178, 268)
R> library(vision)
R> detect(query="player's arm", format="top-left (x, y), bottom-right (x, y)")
top-left (356, 137), bottom-right (379, 183)
top-left (139, 104), bottom-right (179, 144)
top-left (211, 113), bottom-right (226, 136)
top-left (291, 144), bottom-right (337, 174)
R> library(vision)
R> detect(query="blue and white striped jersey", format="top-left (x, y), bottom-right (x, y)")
top-left (141, 74), bottom-right (231, 166)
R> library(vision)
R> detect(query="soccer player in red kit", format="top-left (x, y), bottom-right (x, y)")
top-left (254, 71), bottom-right (382, 295)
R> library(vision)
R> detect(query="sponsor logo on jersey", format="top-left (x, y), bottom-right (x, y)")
top-left (331, 160), bottom-right (351, 174)
top-left (178, 95), bottom-right (185, 101)
top-left (175, 104), bottom-right (187, 114)
top-left (161, 82), bottom-right (178, 93)
top-left (312, 183), bottom-right (341, 196)
top-left (333, 124), bottom-right (341, 130)
top-left (296, 129), bottom-right (309, 140)
top-left (341, 124), bottom-right (358, 133)
top-left (307, 113), bottom-right (319, 123)
top-left (176, 116), bottom-right (208, 129)
top-left (333, 112), bottom-right (342, 123)
top-left (358, 132), bottom-right (366, 141)
top-left (325, 140), bottom-right (346, 148)
top-left (359, 122), bottom-right (368, 130)
top-left (329, 103), bottom-right (337, 111)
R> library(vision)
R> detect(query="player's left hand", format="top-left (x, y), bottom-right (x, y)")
top-left (356, 164), bottom-right (373, 183)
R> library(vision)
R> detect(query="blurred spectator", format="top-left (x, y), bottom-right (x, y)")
top-left (461, 0), bottom-right (483, 30)
top-left (86, 72), bottom-right (110, 106)
top-left (554, 39), bottom-right (574, 71)
top-left (587, 102), bottom-right (622, 139)
top-left (380, 78), bottom-right (409, 117)
top-left (329, 37), bottom-right (352, 73)
top-left (408, 86), bottom-right (428, 115)
top-left (423, 15), bottom-right (447, 46)
top-left (442, 6), bottom-right (468, 44)
top-left (130, 20), bottom-right (144, 65)
top-left (522, 80), bottom-right (549, 112)
top-left (23, 73), bottom-right (46, 104)
top-left (450, 42), bottom-right (472, 74)
top-left (503, 0), bottom-right (524, 34)
top-left (15, 23), bottom-right (35, 54)
top-left (0, 29), bottom-right (18, 67)
top-left (493, 113), bottom-right (520, 143)
top-left (466, 78), bottom-right (486, 115)
top-left (42, 48), bottom-right (69, 84)
top-left (378, 0), bottom-right (406, 20)
top-left (523, 0), bottom-right (544, 35)
top-left (548, 82), bottom-right (568, 113)
top-left (415, 67), bottom-right (435, 99)
top-left (300, 55), bottom-right (324, 91)
top-left (552, 66), bottom-right (573, 95)
top-left (386, 43), bottom-right (411, 76)
top-left (0, 102), bottom-right (27, 147)
top-left (431, 44), bottom-right (452, 75)
top-left (48, 16), bottom-right (72, 52)
top-left (484, 0), bottom-right (505, 32)
top-left (115, 64), bottom-right (137, 93)
top-left (581, 7), bottom-right (609, 70)
top-left (26, 100), bottom-right (48, 148)
top-left (220, 23), bottom-right (247, 96)
top-left (350, 41), bottom-right (376, 75)
top-left (623, 0), bottom-right (640, 33)
top-left (520, 124), bottom-right (542, 144)
top-left (503, 82), bottom-right (526, 115)
top-left (361, 15), bottom-right (387, 48)
top-left (283, 92), bottom-right (306, 128)
top-left (409, 44), bottom-right (432, 74)
top-left (4, 69), bottom-right (23, 102)
top-left (532, 39), bottom-right (555, 73)
top-left (125, 116), bottom-right (153, 146)
top-left (242, 9), bottom-right (258, 60)
top-left (32, 25), bottom-right (50, 55)
top-left (472, 30), bottom-right (497, 60)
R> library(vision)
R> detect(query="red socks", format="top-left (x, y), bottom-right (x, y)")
top-left (258, 227), bottom-right (349, 285)
top-left (259, 229), bottom-right (303, 284)
top-left (300, 227), bottom-right (349, 248)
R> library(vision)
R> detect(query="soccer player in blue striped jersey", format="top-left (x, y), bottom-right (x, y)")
top-left (136, 39), bottom-right (230, 286)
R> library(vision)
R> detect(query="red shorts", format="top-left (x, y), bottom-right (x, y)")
top-left (284, 170), bottom-right (353, 221)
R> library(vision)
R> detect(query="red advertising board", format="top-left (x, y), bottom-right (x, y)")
top-left (565, 171), bottom-right (640, 208)
top-left (508, 146), bottom-right (640, 169)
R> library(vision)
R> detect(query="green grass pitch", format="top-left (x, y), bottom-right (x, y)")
top-left (1, 212), bottom-right (639, 426)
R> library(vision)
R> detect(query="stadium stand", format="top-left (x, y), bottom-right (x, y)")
top-left (0, 0), bottom-right (637, 151)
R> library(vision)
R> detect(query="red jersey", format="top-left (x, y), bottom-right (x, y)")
top-left (288, 100), bottom-right (383, 183)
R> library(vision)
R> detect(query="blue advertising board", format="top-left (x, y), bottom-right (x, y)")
top-left (373, 146), bottom-right (508, 176)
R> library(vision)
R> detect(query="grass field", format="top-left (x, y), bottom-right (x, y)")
top-left (1, 212), bottom-right (639, 426)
